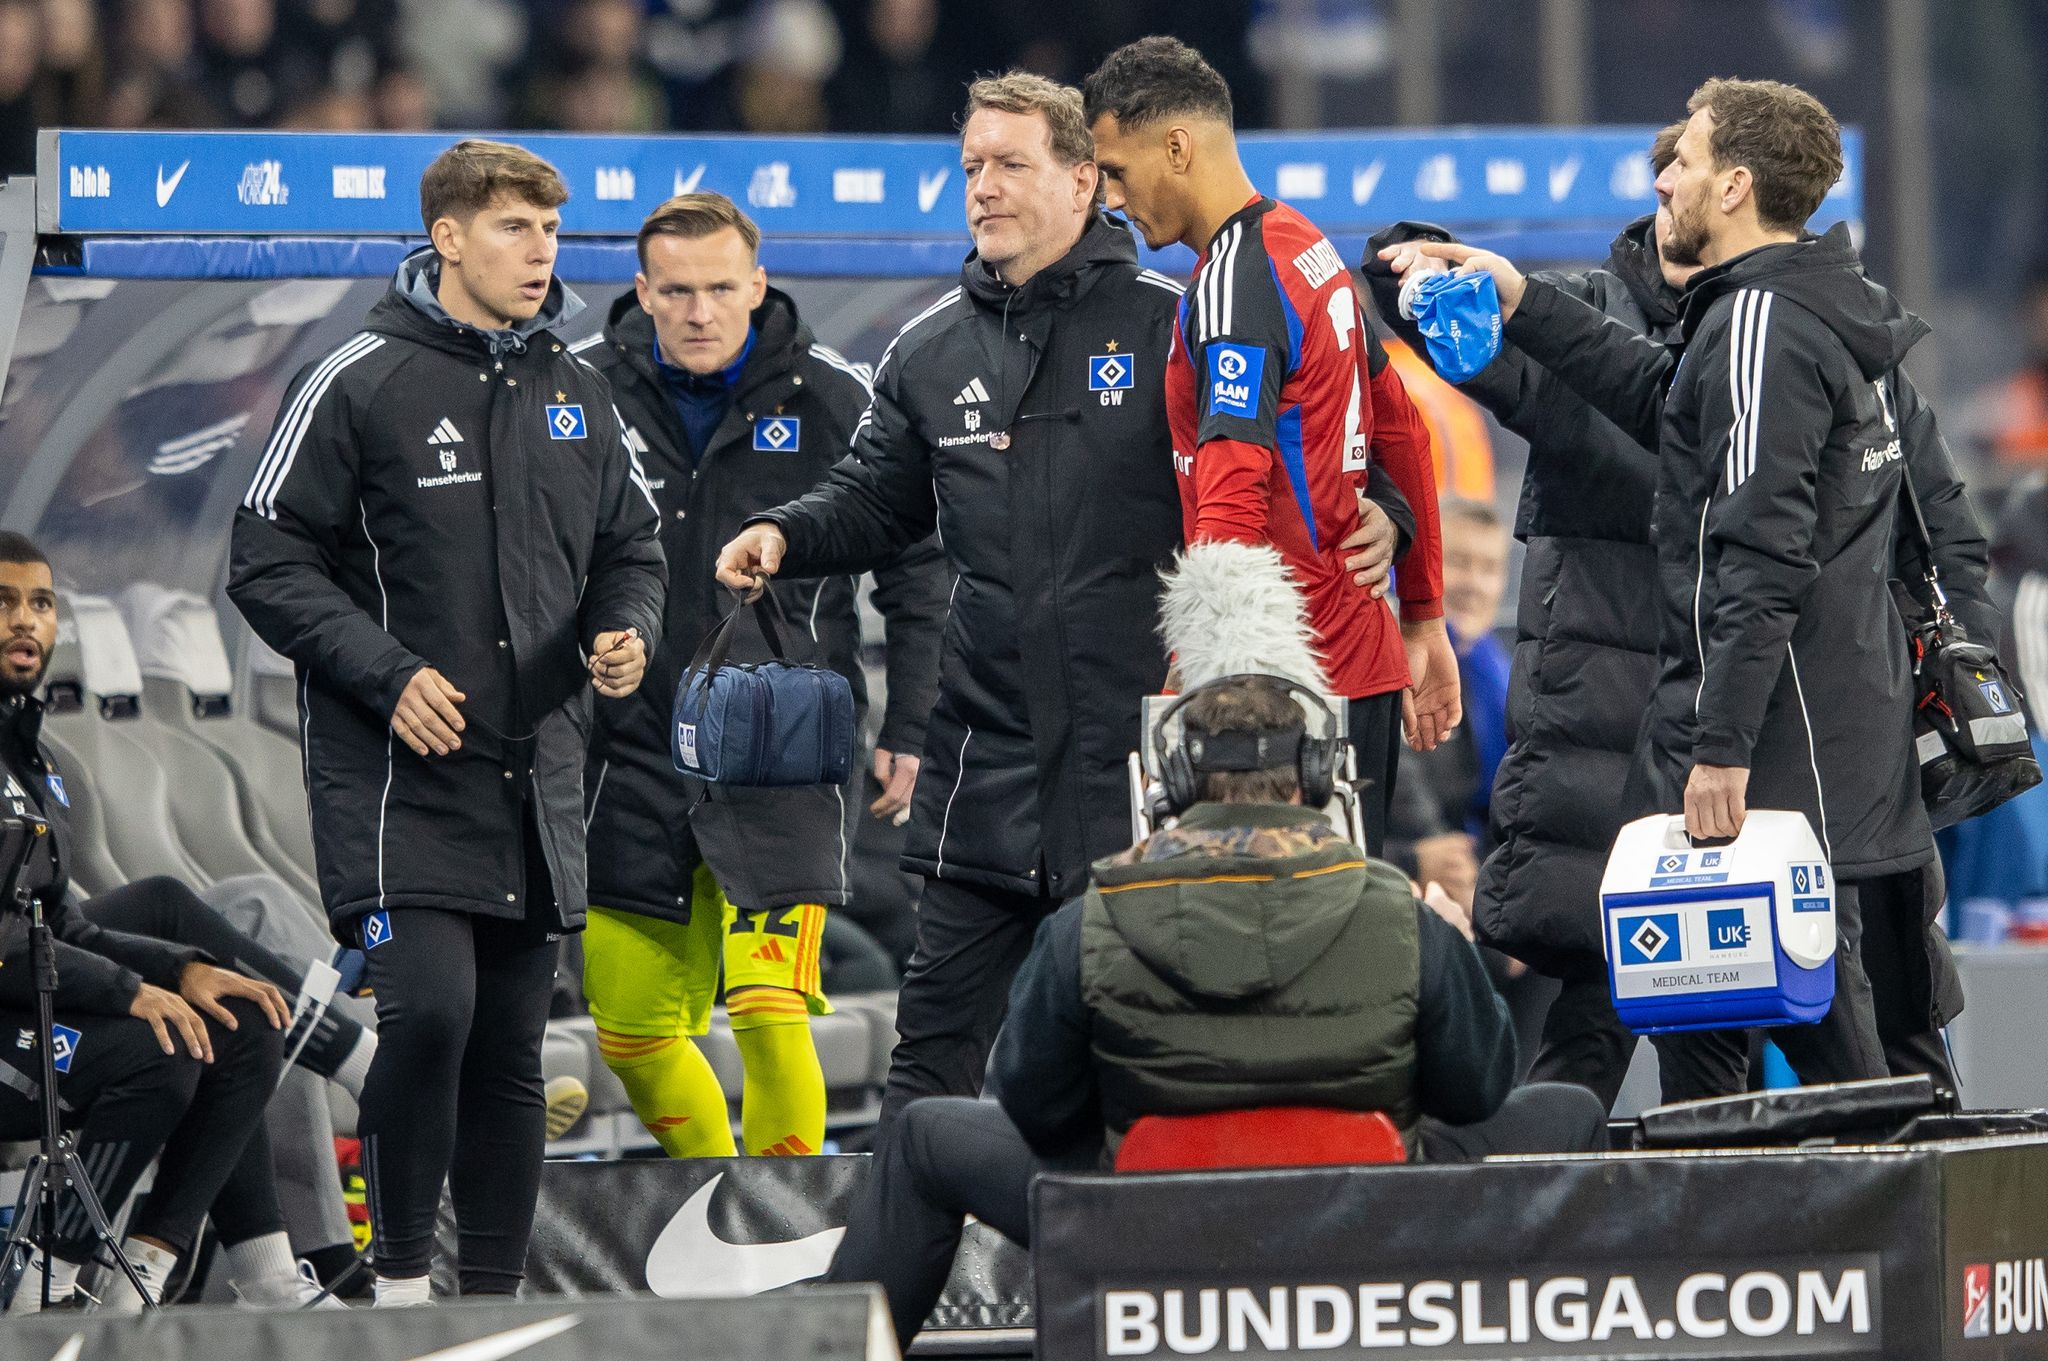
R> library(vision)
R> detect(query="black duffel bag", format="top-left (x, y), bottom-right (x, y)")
top-left (672, 585), bottom-right (855, 787)
top-left (1893, 464), bottom-right (2041, 829)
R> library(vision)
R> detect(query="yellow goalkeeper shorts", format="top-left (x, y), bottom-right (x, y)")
top-left (583, 864), bottom-right (832, 1038)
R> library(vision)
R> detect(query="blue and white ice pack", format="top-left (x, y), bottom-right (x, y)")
top-left (1600, 812), bottom-right (1837, 1034)
top-left (1409, 271), bottom-right (1503, 384)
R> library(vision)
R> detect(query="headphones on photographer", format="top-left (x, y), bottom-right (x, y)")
top-left (1150, 673), bottom-right (1343, 820)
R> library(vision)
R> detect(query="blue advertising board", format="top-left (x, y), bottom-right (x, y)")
top-left (38, 126), bottom-right (1861, 240)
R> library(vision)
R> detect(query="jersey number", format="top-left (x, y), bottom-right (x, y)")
top-left (1326, 288), bottom-right (1371, 474)
top-left (731, 907), bottom-right (803, 939)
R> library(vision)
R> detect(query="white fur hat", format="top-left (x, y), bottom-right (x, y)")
top-left (1157, 541), bottom-right (1331, 694)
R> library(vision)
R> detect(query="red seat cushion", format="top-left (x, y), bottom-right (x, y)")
top-left (1114, 1108), bottom-right (1407, 1172)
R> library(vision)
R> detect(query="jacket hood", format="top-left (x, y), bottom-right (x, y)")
top-left (604, 283), bottom-right (810, 388)
top-left (1683, 223), bottom-right (1928, 379)
top-left (1606, 213), bottom-right (1681, 331)
top-left (1092, 803), bottom-right (1370, 1002)
top-left (370, 246), bottom-right (586, 356)
top-left (959, 212), bottom-right (1139, 313)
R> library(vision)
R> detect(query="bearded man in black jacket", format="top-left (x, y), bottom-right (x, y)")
top-left (1389, 80), bottom-right (1985, 1094)
top-left (1370, 120), bottom-right (1990, 1104)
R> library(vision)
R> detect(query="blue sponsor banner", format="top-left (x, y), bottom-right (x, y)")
top-left (37, 126), bottom-right (1863, 240)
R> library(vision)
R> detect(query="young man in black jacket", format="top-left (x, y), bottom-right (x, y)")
top-left (228, 140), bottom-right (666, 1303)
top-left (826, 652), bottom-right (1606, 1349)
top-left (1391, 80), bottom-right (1962, 1090)
top-left (0, 535), bottom-right (320, 1313)
top-left (571, 192), bottom-right (944, 1157)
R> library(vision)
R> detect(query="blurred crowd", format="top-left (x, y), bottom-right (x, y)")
top-left (0, 0), bottom-right (1262, 163)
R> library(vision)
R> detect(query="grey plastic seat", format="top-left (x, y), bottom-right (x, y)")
top-left (45, 592), bottom-right (208, 886)
top-left (118, 584), bottom-right (322, 905)
top-left (37, 621), bottom-right (129, 897)
top-left (219, 624), bottom-right (321, 881)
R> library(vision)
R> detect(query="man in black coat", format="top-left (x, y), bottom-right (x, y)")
top-left (0, 535), bottom-right (311, 1313)
top-left (715, 74), bottom-right (1185, 1131)
top-left (228, 139), bottom-right (665, 1302)
top-left (1389, 80), bottom-right (1988, 1096)
top-left (571, 192), bottom-right (944, 1158)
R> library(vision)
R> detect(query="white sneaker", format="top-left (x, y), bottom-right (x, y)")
top-left (233, 1260), bottom-right (348, 1310)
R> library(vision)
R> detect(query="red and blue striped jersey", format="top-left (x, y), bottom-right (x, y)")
top-left (1167, 196), bottom-right (1443, 700)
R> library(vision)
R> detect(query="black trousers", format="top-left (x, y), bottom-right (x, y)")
top-left (355, 907), bottom-right (558, 1293)
top-left (84, 876), bottom-right (369, 1085)
top-left (1530, 869), bottom-right (1954, 1108)
top-left (0, 879), bottom-right (285, 1262)
top-left (832, 1086), bottom-right (1610, 1348)
top-left (1348, 693), bottom-right (1402, 859)
top-left (877, 876), bottom-right (1053, 1133)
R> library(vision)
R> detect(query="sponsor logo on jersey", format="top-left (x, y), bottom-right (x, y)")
top-left (1206, 345), bottom-right (1262, 418)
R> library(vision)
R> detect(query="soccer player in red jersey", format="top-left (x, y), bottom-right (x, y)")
top-left (1084, 36), bottom-right (1460, 853)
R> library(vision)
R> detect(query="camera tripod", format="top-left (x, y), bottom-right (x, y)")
top-left (0, 814), bottom-right (157, 1313)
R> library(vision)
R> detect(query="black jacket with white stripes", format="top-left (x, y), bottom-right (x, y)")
top-left (573, 286), bottom-right (947, 921)
top-left (227, 249), bottom-right (666, 941)
top-left (1506, 226), bottom-right (1936, 879)
top-left (756, 215), bottom-right (1187, 899)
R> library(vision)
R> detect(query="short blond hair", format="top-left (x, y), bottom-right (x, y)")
top-left (636, 192), bottom-right (761, 270)
top-left (419, 138), bottom-right (568, 232)
top-left (963, 71), bottom-right (1094, 169)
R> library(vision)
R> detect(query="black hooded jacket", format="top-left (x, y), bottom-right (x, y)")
top-left (756, 216), bottom-right (1187, 898)
top-left (228, 248), bottom-right (667, 939)
top-left (1506, 227), bottom-right (1938, 879)
top-left (1365, 216), bottom-right (1669, 976)
top-left (575, 286), bottom-right (946, 919)
top-left (0, 694), bottom-right (205, 1013)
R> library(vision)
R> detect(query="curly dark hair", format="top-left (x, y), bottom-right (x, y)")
top-left (1081, 35), bottom-right (1234, 132)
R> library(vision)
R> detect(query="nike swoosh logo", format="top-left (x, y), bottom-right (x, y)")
top-left (1548, 155), bottom-right (1581, 202)
top-left (1351, 160), bottom-right (1384, 206)
top-left (674, 164), bottom-right (706, 196)
top-left (46, 1338), bottom-right (83, 1361)
top-left (918, 169), bottom-right (950, 214)
top-left (645, 1171), bottom-right (845, 1297)
top-left (156, 160), bottom-right (189, 207)
top-left (405, 1315), bottom-right (582, 1361)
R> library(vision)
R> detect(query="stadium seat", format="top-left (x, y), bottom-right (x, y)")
top-left (1113, 1108), bottom-right (1408, 1173)
top-left (45, 592), bottom-right (209, 886)
top-left (119, 585), bottom-right (323, 904)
